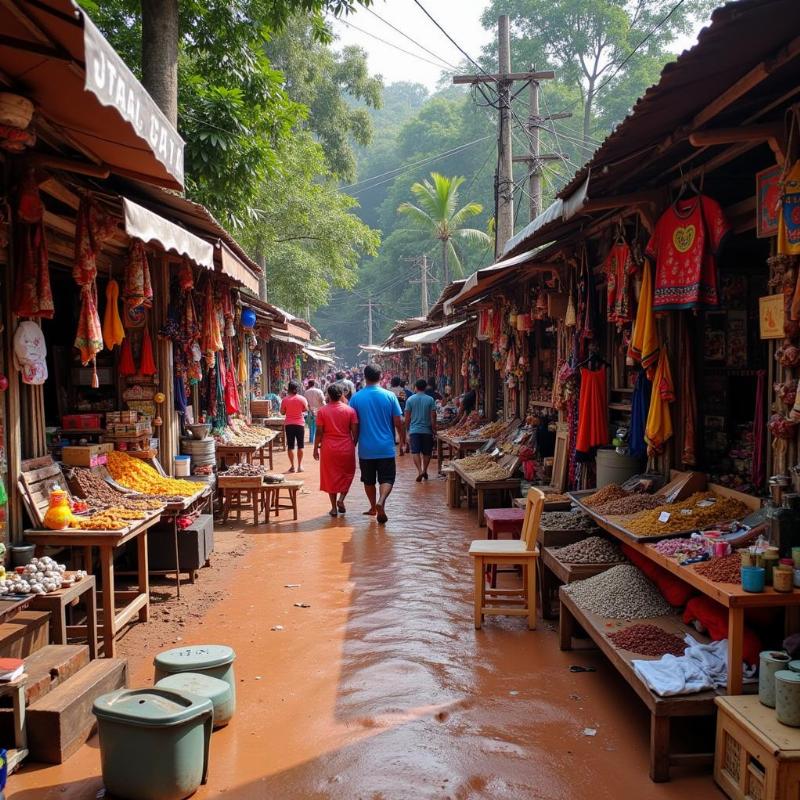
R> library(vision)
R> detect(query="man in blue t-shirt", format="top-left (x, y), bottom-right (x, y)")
top-left (404, 378), bottom-right (437, 482)
top-left (349, 364), bottom-right (405, 524)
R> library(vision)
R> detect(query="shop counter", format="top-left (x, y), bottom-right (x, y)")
top-left (452, 463), bottom-right (519, 526)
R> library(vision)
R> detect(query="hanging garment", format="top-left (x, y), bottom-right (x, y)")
top-left (13, 220), bottom-right (53, 319)
top-left (629, 369), bottom-right (652, 460)
top-left (628, 262), bottom-right (660, 379)
top-left (646, 195), bottom-right (730, 311)
top-left (138, 327), bottom-right (157, 376)
top-left (174, 369), bottom-right (187, 415)
top-left (102, 279), bottom-right (125, 349)
top-left (779, 160), bottom-right (800, 256)
top-left (575, 365), bottom-right (608, 455)
top-left (123, 240), bottom-right (153, 310)
top-left (118, 336), bottom-right (136, 376)
top-left (604, 242), bottom-right (636, 326)
top-left (201, 283), bottom-right (223, 366)
top-left (680, 325), bottom-right (697, 467)
top-left (645, 349), bottom-right (675, 456)
top-left (752, 370), bottom-right (766, 490)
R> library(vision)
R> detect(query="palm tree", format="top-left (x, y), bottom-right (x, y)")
top-left (398, 172), bottom-right (490, 286)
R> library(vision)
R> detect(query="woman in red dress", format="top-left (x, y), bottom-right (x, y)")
top-left (313, 384), bottom-right (359, 516)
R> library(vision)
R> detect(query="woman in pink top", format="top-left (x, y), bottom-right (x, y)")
top-left (280, 381), bottom-right (309, 473)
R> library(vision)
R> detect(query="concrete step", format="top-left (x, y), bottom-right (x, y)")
top-left (27, 657), bottom-right (127, 764)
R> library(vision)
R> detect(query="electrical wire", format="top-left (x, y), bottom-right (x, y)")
top-left (364, 6), bottom-right (460, 71)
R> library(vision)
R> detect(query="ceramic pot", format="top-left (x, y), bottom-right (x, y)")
top-left (760, 650), bottom-right (791, 707)
top-left (776, 670), bottom-right (800, 726)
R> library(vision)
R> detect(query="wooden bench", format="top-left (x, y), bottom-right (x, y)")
top-left (271, 480), bottom-right (303, 521)
top-left (559, 586), bottom-right (718, 782)
top-left (539, 546), bottom-right (615, 619)
top-left (29, 575), bottom-right (98, 659)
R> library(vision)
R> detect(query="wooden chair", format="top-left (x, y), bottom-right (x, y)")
top-left (469, 487), bottom-right (543, 630)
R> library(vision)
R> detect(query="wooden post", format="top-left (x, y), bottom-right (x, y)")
top-left (157, 255), bottom-right (176, 474)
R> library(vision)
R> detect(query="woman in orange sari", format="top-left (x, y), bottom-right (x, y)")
top-left (313, 384), bottom-right (359, 517)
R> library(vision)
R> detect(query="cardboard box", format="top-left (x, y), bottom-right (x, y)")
top-left (62, 443), bottom-right (114, 467)
top-left (61, 414), bottom-right (102, 430)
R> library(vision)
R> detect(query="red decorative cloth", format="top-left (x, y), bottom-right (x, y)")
top-left (13, 220), bottom-right (53, 319)
top-left (604, 242), bottom-right (636, 326)
top-left (118, 337), bottom-right (136, 376)
top-left (200, 283), bottom-right (223, 367)
top-left (138, 327), bottom-right (157, 376)
top-left (646, 195), bottom-right (729, 311)
top-left (123, 240), bottom-right (153, 311)
top-left (575, 366), bottom-right (608, 454)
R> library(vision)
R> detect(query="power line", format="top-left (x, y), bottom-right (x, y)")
top-left (337, 17), bottom-right (455, 72)
top-left (364, 7), bottom-right (460, 71)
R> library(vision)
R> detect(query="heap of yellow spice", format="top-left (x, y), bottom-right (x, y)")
top-left (617, 492), bottom-right (750, 536)
top-left (107, 451), bottom-right (198, 497)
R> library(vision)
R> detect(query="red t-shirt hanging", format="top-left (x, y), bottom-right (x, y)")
top-left (604, 242), bottom-right (636, 326)
top-left (646, 195), bottom-right (729, 312)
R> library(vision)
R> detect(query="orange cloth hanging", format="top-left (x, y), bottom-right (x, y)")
top-left (575, 365), bottom-right (608, 454)
top-left (118, 336), bottom-right (135, 376)
top-left (627, 262), bottom-right (659, 379)
top-left (139, 327), bottom-right (157, 376)
top-left (102, 279), bottom-right (125, 350)
top-left (645, 348), bottom-right (675, 456)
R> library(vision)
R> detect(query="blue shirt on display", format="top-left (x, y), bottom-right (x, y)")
top-left (405, 392), bottom-right (436, 435)
top-left (349, 384), bottom-right (402, 459)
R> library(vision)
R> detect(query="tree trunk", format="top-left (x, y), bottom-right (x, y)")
top-left (583, 79), bottom-right (595, 163)
top-left (442, 238), bottom-right (450, 287)
top-left (141, 0), bottom-right (179, 127)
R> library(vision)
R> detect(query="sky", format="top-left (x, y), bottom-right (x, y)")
top-left (331, 0), bottom-right (707, 92)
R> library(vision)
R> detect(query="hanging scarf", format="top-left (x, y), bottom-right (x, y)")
top-left (13, 220), bottom-right (53, 319)
top-left (123, 240), bottom-right (153, 310)
top-left (201, 282), bottom-right (223, 366)
top-left (645, 349), bottom-right (675, 456)
top-left (118, 336), bottom-right (136, 376)
top-left (680, 323), bottom-right (697, 467)
top-left (629, 369), bottom-right (652, 459)
top-left (102, 279), bottom-right (125, 349)
top-left (139, 327), bottom-right (157, 376)
top-left (628, 262), bottom-right (659, 379)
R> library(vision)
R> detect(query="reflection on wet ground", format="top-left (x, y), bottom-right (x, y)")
top-left (10, 453), bottom-right (722, 799)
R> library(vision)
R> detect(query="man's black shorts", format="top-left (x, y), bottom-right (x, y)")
top-left (409, 433), bottom-right (434, 456)
top-left (285, 424), bottom-right (305, 450)
top-left (359, 457), bottom-right (396, 486)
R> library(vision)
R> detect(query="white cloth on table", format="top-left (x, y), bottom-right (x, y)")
top-left (633, 635), bottom-right (756, 697)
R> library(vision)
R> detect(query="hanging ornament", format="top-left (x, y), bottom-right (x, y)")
top-left (139, 327), bottom-right (157, 376)
top-left (241, 307), bottom-right (256, 330)
top-left (118, 336), bottom-right (136, 376)
top-left (154, 391), bottom-right (166, 405)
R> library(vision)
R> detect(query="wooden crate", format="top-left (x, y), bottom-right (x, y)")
top-left (18, 456), bottom-right (72, 528)
top-left (217, 474), bottom-right (264, 489)
top-left (715, 695), bottom-right (800, 800)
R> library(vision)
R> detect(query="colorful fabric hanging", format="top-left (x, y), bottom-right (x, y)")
top-left (123, 240), bottom-right (153, 310)
top-left (680, 324), bottom-right (697, 467)
top-left (604, 242), bottom-right (636, 326)
top-left (118, 335), bottom-right (136, 376)
top-left (237, 338), bottom-right (248, 385)
top-left (138, 327), bottom-right (157, 376)
top-left (102, 279), bottom-right (125, 349)
top-left (629, 369), bottom-right (652, 460)
top-left (575, 365), bottom-right (608, 456)
top-left (779, 160), bottom-right (800, 256)
top-left (628, 262), bottom-right (659, 379)
top-left (645, 349), bottom-right (675, 456)
top-left (200, 283), bottom-right (223, 367)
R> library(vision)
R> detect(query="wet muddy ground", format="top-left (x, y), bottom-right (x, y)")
top-left (10, 452), bottom-right (722, 799)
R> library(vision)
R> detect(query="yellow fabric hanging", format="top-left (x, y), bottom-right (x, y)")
top-left (102, 279), bottom-right (125, 350)
top-left (645, 348), bottom-right (675, 456)
top-left (237, 338), bottom-right (248, 385)
top-left (627, 262), bottom-right (659, 379)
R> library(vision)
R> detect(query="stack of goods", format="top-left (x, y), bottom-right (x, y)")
top-left (564, 564), bottom-right (674, 618)
top-left (608, 624), bottom-right (687, 657)
top-left (105, 410), bottom-right (153, 452)
top-left (222, 463), bottom-right (284, 483)
top-left (215, 423), bottom-right (268, 447)
top-left (107, 451), bottom-right (199, 497)
top-left (0, 558), bottom-right (88, 595)
top-left (694, 553), bottom-right (741, 584)
top-left (540, 510), bottom-right (596, 531)
top-left (583, 484), bottom-right (630, 507)
top-left (69, 467), bottom-right (176, 509)
top-left (72, 507), bottom-right (148, 530)
top-left (651, 538), bottom-right (706, 559)
top-left (444, 412), bottom-right (482, 439)
top-left (622, 492), bottom-right (750, 536)
top-left (594, 494), bottom-right (665, 516)
top-left (452, 453), bottom-right (510, 481)
top-left (552, 536), bottom-right (625, 564)
top-left (471, 420), bottom-right (506, 440)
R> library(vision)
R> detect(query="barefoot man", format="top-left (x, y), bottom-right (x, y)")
top-left (348, 364), bottom-right (405, 524)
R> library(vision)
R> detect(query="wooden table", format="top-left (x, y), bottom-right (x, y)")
top-left (0, 595), bottom-right (35, 625)
top-left (29, 575), bottom-right (97, 659)
top-left (262, 417), bottom-right (287, 450)
top-left (435, 433), bottom-right (486, 474)
top-left (24, 513), bottom-right (161, 658)
top-left (452, 463), bottom-right (520, 526)
top-left (569, 491), bottom-right (800, 695)
top-left (215, 443), bottom-right (262, 470)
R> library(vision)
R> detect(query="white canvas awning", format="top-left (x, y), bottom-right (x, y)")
top-left (359, 345), bottom-right (412, 354)
top-left (404, 320), bottom-right (466, 345)
top-left (303, 348), bottom-right (334, 363)
top-left (219, 242), bottom-right (260, 294)
top-left (123, 199), bottom-right (214, 268)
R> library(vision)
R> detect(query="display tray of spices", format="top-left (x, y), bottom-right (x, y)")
top-left (551, 536), bottom-right (626, 565)
top-left (607, 623), bottom-right (687, 657)
top-left (692, 553), bottom-right (742, 585)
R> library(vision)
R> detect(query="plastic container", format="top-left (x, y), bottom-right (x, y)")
top-left (794, 568), bottom-right (800, 588)
top-left (742, 566), bottom-right (766, 593)
top-left (789, 660), bottom-right (800, 674)
top-left (174, 455), bottom-right (191, 477)
top-left (9, 545), bottom-right (34, 568)
top-left (93, 688), bottom-right (213, 800)
top-left (156, 672), bottom-right (233, 729)
top-left (775, 566), bottom-right (795, 593)
top-left (154, 645), bottom-right (236, 712)
top-left (595, 448), bottom-right (642, 489)
top-left (759, 650), bottom-right (791, 707)
top-left (763, 549), bottom-right (780, 585)
top-left (776, 670), bottom-right (800, 726)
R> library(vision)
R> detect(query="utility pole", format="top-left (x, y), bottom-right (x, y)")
top-left (366, 293), bottom-right (374, 346)
top-left (454, 17), bottom-right (560, 248)
top-left (404, 255), bottom-right (431, 317)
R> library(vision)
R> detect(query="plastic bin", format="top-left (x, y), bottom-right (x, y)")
top-left (596, 448), bottom-right (642, 488)
top-left (93, 688), bottom-right (213, 800)
top-left (156, 672), bottom-right (234, 728)
top-left (154, 645), bottom-right (236, 712)
top-left (174, 455), bottom-right (191, 477)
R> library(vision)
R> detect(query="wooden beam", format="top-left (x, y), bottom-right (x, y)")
top-left (669, 141), bottom-right (757, 188)
top-left (26, 153), bottom-right (110, 179)
top-left (453, 70), bottom-right (555, 84)
top-left (580, 190), bottom-right (662, 214)
top-left (0, 34), bottom-right (71, 61)
top-left (689, 123), bottom-right (787, 163)
top-left (38, 177), bottom-right (79, 210)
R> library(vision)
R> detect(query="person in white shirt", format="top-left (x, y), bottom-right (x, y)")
top-left (304, 379), bottom-right (326, 443)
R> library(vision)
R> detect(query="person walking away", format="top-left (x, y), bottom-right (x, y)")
top-left (313, 384), bottom-right (358, 516)
top-left (388, 376), bottom-right (407, 455)
top-left (404, 378), bottom-right (437, 481)
top-left (304, 379), bottom-right (325, 443)
top-left (349, 364), bottom-right (405, 524)
top-left (280, 381), bottom-right (309, 473)
top-left (334, 371), bottom-right (355, 401)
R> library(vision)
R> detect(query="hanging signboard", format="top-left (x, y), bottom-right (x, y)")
top-left (82, 14), bottom-right (184, 186)
top-left (759, 294), bottom-right (785, 339)
top-left (756, 165), bottom-right (781, 238)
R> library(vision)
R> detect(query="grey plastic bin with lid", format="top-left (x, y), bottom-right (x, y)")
top-left (93, 688), bottom-right (213, 800)
top-left (156, 672), bottom-right (234, 728)
top-left (154, 645), bottom-right (236, 712)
